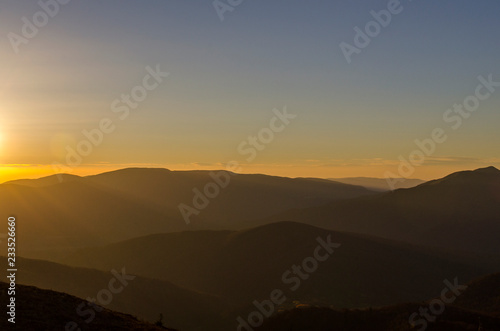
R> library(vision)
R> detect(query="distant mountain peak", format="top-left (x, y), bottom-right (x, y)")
top-left (423, 166), bottom-right (500, 187)
top-left (328, 177), bottom-right (425, 191)
top-left (90, 167), bottom-right (172, 176)
top-left (2, 173), bottom-right (81, 187)
top-left (473, 166), bottom-right (500, 174)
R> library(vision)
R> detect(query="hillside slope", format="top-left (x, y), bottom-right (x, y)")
top-left (260, 273), bottom-right (500, 330)
top-left (259, 304), bottom-right (500, 331)
top-left (0, 281), bottom-right (172, 331)
top-left (328, 177), bottom-right (425, 191)
top-left (0, 167), bottom-right (374, 259)
top-left (453, 273), bottom-right (500, 315)
top-left (0, 256), bottom-right (228, 331)
top-left (64, 222), bottom-right (491, 312)
top-left (267, 167), bottom-right (500, 254)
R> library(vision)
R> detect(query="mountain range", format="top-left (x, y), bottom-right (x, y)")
top-left (61, 221), bottom-right (495, 328)
top-left (328, 177), bottom-right (426, 191)
top-left (0, 168), bottom-right (373, 260)
top-left (266, 166), bottom-right (500, 254)
top-left (0, 256), bottom-right (227, 330)
top-left (0, 281), bottom-right (174, 331)
top-left (1, 166), bottom-right (499, 330)
top-left (260, 273), bottom-right (500, 330)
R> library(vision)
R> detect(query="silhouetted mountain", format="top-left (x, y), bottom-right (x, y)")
top-left (0, 281), bottom-right (172, 331)
top-left (0, 179), bottom-right (171, 260)
top-left (328, 177), bottom-right (425, 191)
top-left (453, 273), bottom-right (500, 315)
top-left (260, 273), bottom-right (500, 330)
top-left (3, 173), bottom-right (82, 187)
top-left (0, 167), bottom-right (374, 260)
top-left (85, 168), bottom-right (374, 227)
top-left (0, 256), bottom-right (228, 330)
top-left (63, 222), bottom-right (491, 315)
top-left (259, 304), bottom-right (500, 331)
top-left (266, 167), bottom-right (500, 254)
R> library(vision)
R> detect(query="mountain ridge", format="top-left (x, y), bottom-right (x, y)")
top-left (0, 167), bottom-right (375, 260)
top-left (264, 166), bottom-right (500, 254)
top-left (62, 221), bottom-right (492, 312)
top-left (0, 281), bottom-right (174, 331)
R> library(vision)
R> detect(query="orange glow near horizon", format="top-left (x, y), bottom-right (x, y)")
top-left (2, 161), bottom-right (500, 185)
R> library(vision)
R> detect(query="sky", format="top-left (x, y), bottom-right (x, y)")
top-left (0, 0), bottom-right (499, 183)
